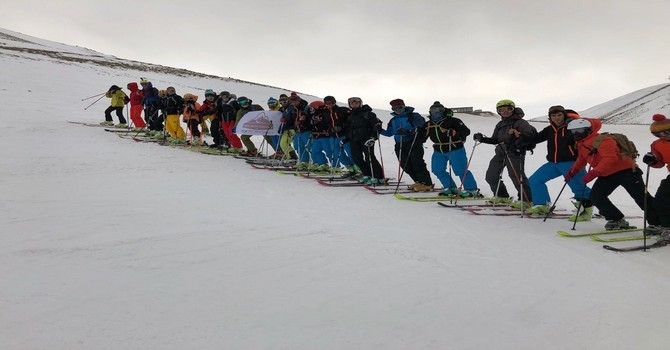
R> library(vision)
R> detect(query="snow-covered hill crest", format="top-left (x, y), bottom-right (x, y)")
top-left (529, 83), bottom-right (670, 124)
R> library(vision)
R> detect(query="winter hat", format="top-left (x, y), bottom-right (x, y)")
top-left (309, 100), bottom-right (325, 109)
top-left (513, 107), bottom-right (525, 118)
top-left (278, 94), bottom-right (289, 102)
top-left (650, 114), bottom-right (670, 133)
top-left (204, 89), bottom-right (216, 97)
top-left (267, 97), bottom-right (278, 105)
top-left (389, 98), bottom-right (405, 107)
top-left (324, 95), bottom-right (336, 103)
top-left (548, 105), bottom-right (565, 116)
top-left (139, 77), bottom-right (149, 85)
top-left (429, 101), bottom-right (445, 112)
top-left (289, 92), bottom-right (300, 101)
top-left (220, 91), bottom-right (230, 97)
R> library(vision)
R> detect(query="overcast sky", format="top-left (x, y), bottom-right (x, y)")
top-left (4, 0), bottom-right (670, 117)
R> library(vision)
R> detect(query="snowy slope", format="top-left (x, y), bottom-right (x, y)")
top-left (580, 83), bottom-right (670, 124)
top-left (530, 83), bottom-right (670, 124)
top-left (2, 30), bottom-right (670, 350)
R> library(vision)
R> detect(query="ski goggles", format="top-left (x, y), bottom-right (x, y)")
top-left (652, 130), bottom-right (670, 138)
top-left (497, 106), bottom-right (514, 114)
top-left (568, 127), bottom-right (591, 140)
top-left (238, 99), bottom-right (250, 107)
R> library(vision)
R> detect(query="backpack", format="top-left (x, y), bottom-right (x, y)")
top-left (591, 132), bottom-right (639, 169)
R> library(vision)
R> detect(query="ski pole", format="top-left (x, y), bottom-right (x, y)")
top-left (377, 131), bottom-right (386, 179)
top-left (543, 181), bottom-right (568, 222)
top-left (81, 92), bottom-right (106, 101)
top-left (394, 130), bottom-right (419, 194)
top-left (366, 143), bottom-right (375, 186)
top-left (456, 141), bottom-right (480, 197)
top-left (501, 146), bottom-right (531, 215)
top-left (570, 165), bottom-right (592, 231)
top-left (125, 104), bottom-right (133, 134)
top-left (444, 132), bottom-right (459, 204)
top-left (492, 144), bottom-right (507, 206)
top-left (643, 163), bottom-right (651, 250)
top-left (83, 94), bottom-right (106, 110)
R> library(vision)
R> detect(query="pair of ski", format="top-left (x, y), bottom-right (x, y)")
top-left (435, 201), bottom-right (571, 219)
top-left (67, 120), bottom-right (120, 128)
top-left (558, 228), bottom-right (669, 252)
top-left (249, 164), bottom-right (298, 171)
top-left (275, 169), bottom-right (344, 177)
top-left (394, 193), bottom-right (488, 203)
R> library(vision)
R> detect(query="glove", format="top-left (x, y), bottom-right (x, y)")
top-left (582, 170), bottom-right (600, 184)
top-left (397, 127), bottom-right (408, 135)
top-left (643, 152), bottom-right (657, 165)
top-left (364, 138), bottom-right (375, 147)
top-left (473, 133), bottom-right (484, 142)
top-left (564, 167), bottom-right (580, 182)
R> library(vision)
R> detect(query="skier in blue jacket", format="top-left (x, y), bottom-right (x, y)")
top-left (380, 98), bottom-right (433, 192)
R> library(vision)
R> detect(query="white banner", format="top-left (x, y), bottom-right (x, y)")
top-left (235, 110), bottom-right (283, 136)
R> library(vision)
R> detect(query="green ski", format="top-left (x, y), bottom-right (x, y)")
top-left (557, 227), bottom-right (641, 238)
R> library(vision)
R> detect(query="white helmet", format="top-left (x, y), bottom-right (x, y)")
top-left (566, 118), bottom-right (591, 131)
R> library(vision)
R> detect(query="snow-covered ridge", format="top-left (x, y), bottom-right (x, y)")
top-left (580, 83), bottom-right (670, 124)
top-left (0, 27), bottom-right (297, 93)
top-left (529, 83), bottom-right (670, 124)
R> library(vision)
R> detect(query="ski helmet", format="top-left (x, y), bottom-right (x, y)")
top-left (237, 96), bottom-right (250, 107)
top-left (566, 118), bottom-right (591, 131)
top-left (204, 89), bottom-right (216, 97)
top-left (496, 99), bottom-right (515, 109)
top-left (566, 118), bottom-right (592, 141)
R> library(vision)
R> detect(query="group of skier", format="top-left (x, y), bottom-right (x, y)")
top-left (99, 80), bottom-right (670, 240)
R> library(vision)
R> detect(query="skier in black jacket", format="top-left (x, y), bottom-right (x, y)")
top-left (345, 97), bottom-right (385, 184)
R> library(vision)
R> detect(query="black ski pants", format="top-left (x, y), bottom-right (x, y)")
top-left (210, 118), bottom-right (229, 146)
top-left (591, 167), bottom-right (660, 225)
top-left (350, 139), bottom-right (384, 179)
top-left (654, 174), bottom-right (670, 227)
top-left (394, 141), bottom-right (432, 185)
top-left (484, 146), bottom-right (532, 202)
top-left (104, 106), bottom-right (127, 124)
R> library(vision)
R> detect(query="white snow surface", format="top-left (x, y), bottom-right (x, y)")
top-left (3, 31), bottom-right (670, 350)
